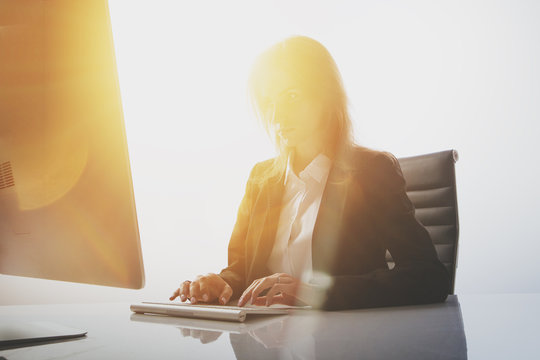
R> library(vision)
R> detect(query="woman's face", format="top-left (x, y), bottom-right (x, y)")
top-left (258, 69), bottom-right (329, 149)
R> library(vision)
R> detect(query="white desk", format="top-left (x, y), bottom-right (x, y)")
top-left (0, 294), bottom-right (538, 359)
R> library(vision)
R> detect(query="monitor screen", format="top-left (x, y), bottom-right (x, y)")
top-left (0, 0), bottom-right (144, 289)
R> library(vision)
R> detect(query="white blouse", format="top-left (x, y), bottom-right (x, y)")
top-left (266, 153), bottom-right (332, 283)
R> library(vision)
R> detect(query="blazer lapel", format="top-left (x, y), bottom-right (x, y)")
top-left (312, 157), bottom-right (352, 275)
top-left (247, 175), bottom-right (284, 281)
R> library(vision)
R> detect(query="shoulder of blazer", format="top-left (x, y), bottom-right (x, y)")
top-left (348, 145), bottom-right (399, 173)
top-left (244, 157), bottom-right (284, 198)
top-left (348, 146), bottom-right (408, 202)
top-left (245, 158), bottom-right (278, 186)
top-left (250, 158), bottom-right (276, 176)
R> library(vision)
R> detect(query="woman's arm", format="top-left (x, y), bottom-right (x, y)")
top-left (170, 162), bottom-right (267, 304)
top-left (321, 152), bottom-right (450, 310)
top-left (218, 164), bottom-right (260, 297)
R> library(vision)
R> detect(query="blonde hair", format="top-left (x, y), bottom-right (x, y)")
top-left (248, 36), bottom-right (354, 184)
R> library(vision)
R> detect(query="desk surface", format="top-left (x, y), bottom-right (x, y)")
top-left (0, 294), bottom-right (538, 360)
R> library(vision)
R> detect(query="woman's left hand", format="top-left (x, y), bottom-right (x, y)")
top-left (237, 273), bottom-right (301, 307)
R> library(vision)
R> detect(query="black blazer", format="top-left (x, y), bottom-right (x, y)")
top-left (219, 146), bottom-right (450, 310)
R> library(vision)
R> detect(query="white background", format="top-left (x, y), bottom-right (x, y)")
top-left (2, 0), bottom-right (539, 304)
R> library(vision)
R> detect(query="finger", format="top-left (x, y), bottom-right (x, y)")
top-left (275, 274), bottom-right (295, 284)
top-left (219, 283), bottom-right (233, 305)
top-left (239, 274), bottom-right (284, 306)
top-left (265, 283), bottom-right (294, 306)
top-left (169, 288), bottom-right (180, 301)
top-left (198, 276), bottom-right (210, 302)
top-left (179, 281), bottom-right (191, 302)
top-left (190, 281), bottom-right (201, 304)
top-left (253, 294), bottom-right (288, 306)
top-left (281, 292), bottom-right (297, 305)
top-left (251, 277), bottom-right (275, 302)
top-left (252, 296), bottom-right (269, 306)
top-left (238, 280), bottom-right (257, 306)
top-left (238, 279), bottom-right (261, 306)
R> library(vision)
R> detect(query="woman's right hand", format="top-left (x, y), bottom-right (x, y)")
top-left (169, 273), bottom-right (233, 305)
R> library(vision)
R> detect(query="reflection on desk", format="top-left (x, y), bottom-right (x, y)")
top-left (0, 295), bottom-right (469, 359)
top-left (231, 296), bottom-right (466, 360)
top-left (132, 295), bottom-right (467, 359)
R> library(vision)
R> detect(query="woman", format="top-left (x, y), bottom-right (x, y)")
top-left (170, 36), bottom-right (450, 310)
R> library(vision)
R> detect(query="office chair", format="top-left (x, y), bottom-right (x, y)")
top-left (385, 150), bottom-right (460, 294)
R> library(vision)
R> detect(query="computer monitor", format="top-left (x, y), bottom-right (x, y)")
top-left (0, 0), bottom-right (144, 290)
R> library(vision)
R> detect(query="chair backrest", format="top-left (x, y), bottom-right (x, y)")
top-left (386, 150), bottom-right (460, 294)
